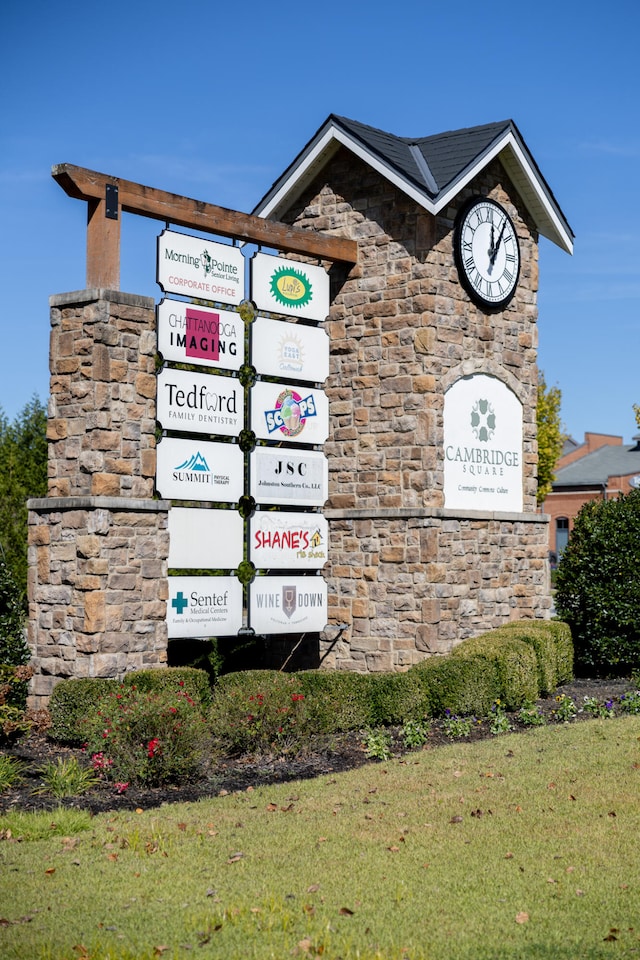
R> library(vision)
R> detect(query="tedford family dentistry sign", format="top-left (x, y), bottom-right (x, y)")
top-left (156, 368), bottom-right (244, 436)
top-left (443, 373), bottom-right (523, 513)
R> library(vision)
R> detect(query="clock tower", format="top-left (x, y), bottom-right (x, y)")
top-left (252, 115), bottom-right (573, 671)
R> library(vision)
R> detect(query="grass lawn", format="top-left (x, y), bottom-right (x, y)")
top-left (1, 716), bottom-right (640, 959)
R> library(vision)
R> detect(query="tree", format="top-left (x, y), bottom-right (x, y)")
top-left (536, 371), bottom-right (564, 504)
top-left (0, 396), bottom-right (48, 605)
top-left (634, 403), bottom-right (640, 430)
top-left (555, 489), bottom-right (640, 675)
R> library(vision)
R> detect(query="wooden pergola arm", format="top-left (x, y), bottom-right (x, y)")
top-left (53, 163), bottom-right (357, 290)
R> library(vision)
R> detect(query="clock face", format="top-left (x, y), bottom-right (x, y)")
top-left (454, 198), bottom-right (520, 309)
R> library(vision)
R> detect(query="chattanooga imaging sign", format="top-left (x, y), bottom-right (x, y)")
top-left (167, 576), bottom-right (243, 638)
top-left (157, 299), bottom-right (242, 372)
top-left (443, 374), bottom-right (523, 513)
top-left (157, 230), bottom-right (245, 305)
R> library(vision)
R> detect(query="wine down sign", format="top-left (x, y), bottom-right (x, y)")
top-left (155, 230), bottom-right (330, 639)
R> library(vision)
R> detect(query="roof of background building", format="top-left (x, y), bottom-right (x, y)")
top-left (253, 114), bottom-right (574, 253)
top-left (553, 439), bottom-right (640, 487)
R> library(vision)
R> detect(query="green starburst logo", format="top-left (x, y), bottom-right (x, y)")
top-left (269, 266), bottom-right (313, 310)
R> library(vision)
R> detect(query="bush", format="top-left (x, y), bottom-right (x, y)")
top-left (123, 667), bottom-right (211, 706)
top-left (48, 668), bottom-right (211, 744)
top-left (0, 557), bottom-right (29, 666)
top-left (83, 684), bottom-right (211, 786)
top-left (209, 670), bottom-right (313, 754)
top-left (410, 653), bottom-right (501, 717)
top-left (450, 634), bottom-right (539, 708)
top-left (555, 490), bottom-right (640, 675)
top-left (0, 663), bottom-right (34, 739)
top-left (48, 678), bottom-right (118, 744)
top-left (492, 620), bottom-right (573, 693)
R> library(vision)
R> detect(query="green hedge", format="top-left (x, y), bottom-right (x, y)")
top-left (49, 667), bottom-right (211, 744)
top-left (47, 621), bottom-right (573, 748)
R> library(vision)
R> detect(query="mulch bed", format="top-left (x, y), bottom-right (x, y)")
top-left (0, 677), bottom-right (634, 817)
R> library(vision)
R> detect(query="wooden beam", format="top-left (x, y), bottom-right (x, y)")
top-left (53, 164), bottom-right (358, 291)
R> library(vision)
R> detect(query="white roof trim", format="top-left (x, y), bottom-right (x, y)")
top-left (256, 122), bottom-right (573, 255)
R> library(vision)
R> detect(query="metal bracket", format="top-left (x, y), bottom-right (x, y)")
top-left (105, 183), bottom-right (119, 220)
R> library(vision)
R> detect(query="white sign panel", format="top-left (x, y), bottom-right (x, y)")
top-left (251, 316), bottom-right (329, 383)
top-left (157, 230), bottom-right (245, 306)
top-left (251, 252), bottom-right (329, 322)
top-left (157, 299), bottom-right (242, 372)
top-left (168, 507), bottom-right (243, 569)
top-left (156, 436), bottom-right (243, 502)
top-left (443, 374), bottom-right (523, 513)
top-left (167, 576), bottom-right (243, 638)
top-left (250, 512), bottom-right (329, 569)
top-left (157, 368), bottom-right (244, 437)
top-left (251, 448), bottom-right (328, 506)
top-left (251, 381), bottom-right (329, 445)
top-left (249, 576), bottom-right (328, 634)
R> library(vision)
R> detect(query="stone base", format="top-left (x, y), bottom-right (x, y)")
top-left (27, 496), bottom-right (170, 709)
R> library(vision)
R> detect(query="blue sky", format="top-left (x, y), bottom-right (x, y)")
top-left (1, 0), bottom-right (639, 442)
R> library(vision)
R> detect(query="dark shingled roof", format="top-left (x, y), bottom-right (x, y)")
top-left (553, 441), bottom-right (640, 487)
top-left (333, 115), bottom-right (515, 198)
top-left (252, 114), bottom-right (574, 254)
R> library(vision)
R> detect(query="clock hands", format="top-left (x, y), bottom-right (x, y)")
top-left (488, 218), bottom-right (507, 273)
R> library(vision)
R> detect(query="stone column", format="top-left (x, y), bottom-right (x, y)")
top-left (27, 290), bottom-right (169, 708)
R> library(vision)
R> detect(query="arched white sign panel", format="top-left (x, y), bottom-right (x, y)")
top-left (443, 374), bottom-right (523, 513)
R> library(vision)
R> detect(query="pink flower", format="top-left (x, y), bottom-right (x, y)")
top-left (147, 737), bottom-right (160, 758)
top-left (114, 782), bottom-right (129, 794)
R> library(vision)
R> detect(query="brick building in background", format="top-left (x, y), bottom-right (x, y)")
top-left (543, 431), bottom-right (640, 561)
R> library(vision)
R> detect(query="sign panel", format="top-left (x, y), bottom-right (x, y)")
top-left (250, 447), bottom-right (328, 506)
top-left (156, 436), bottom-right (243, 502)
top-left (251, 252), bottom-right (329, 322)
top-left (167, 576), bottom-right (243, 638)
top-left (168, 507), bottom-right (243, 569)
top-left (157, 368), bottom-right (243, 437)
top-left (443, 374), bottom-right (523, 513)
top-left (250, 512), bottom-right (328, 569)
top-left (157, 299), bottom-right (242, 372)
top-left (251, 316), bottom-right (329, 383)
top-left (157, 230), bottom-right (245, 306)
top-left (249, 576), bottom-right (328, 634)
top-left (251, 381), bottom-right (329, 445)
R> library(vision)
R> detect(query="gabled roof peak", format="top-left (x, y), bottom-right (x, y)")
top-left (253, 114), bottom-right (573, 254)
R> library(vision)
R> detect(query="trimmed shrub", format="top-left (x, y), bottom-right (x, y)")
top-left (49, 678), bottom-right (118, 744)
top-left (449, 634), bottom-right (538, 708)
top-left (123, 667), bottom-right (211, 706)
top-left (555, 490), bottom-right (640, 676)
top-left (410, 653), bottom-right (501, 717)
top-left (493, 620), bottom-right (573, 694)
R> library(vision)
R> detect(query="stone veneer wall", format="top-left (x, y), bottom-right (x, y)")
top-left (277, 147), bottom-right (551, 671)
top-left (27, 291), bottom-right (169, 707)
